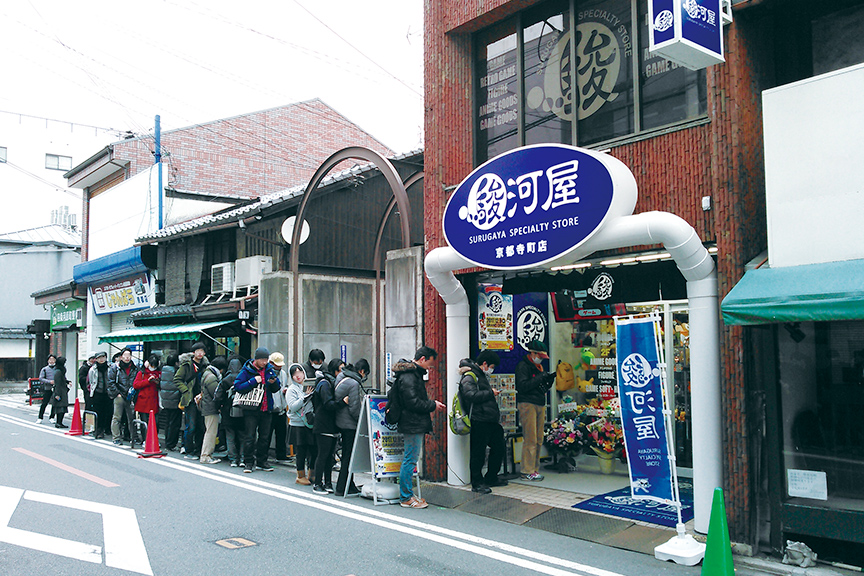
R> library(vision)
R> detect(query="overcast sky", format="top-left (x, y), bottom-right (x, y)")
top-left (0, 0), bottom-right (424, 234)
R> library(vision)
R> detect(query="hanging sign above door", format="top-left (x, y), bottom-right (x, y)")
top-left (442, 144), bottom-right (637, 270)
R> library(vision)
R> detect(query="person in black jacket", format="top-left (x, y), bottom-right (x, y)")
top-left (311, 358), bottom-right (344, 494)
top-left (393, 346), bottom-right (445, 509)
top-left (515, 340), bottom-right (555, 481)
top-left (459, 350), bottom-right (505, 494)
top-left (51, 357), bottom-right (70, 429)
top-left (79, 352), bottom-right (96, 413)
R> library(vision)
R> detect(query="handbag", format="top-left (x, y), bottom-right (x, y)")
top-left (232, 382), bottom-right (265, 408)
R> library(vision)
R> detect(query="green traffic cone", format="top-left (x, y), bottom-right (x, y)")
top-left (701, 488), bottom-right (734, 576)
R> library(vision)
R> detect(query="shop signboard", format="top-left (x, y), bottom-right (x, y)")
top-left (616, 315), bottom-right (674, 504)
top-left (50, 299), bottom-right (85, 331)
top-left (648, 0), bottom-right (724, 70)
top-left (365, 395), bottom-right (404, 478)
top-left (89, 273), bottom-right (153, 316)
top-left (443, 144), bottom-right (637, 270)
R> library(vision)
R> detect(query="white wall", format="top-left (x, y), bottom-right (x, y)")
top-left (0, 112), bottom-right (117, 234)
top-left (88, 164), bottom-right (232, 260)
top-left (763, 62), bottom-right (864, 267)
top-left (0, 339), bottom-right (31, 358)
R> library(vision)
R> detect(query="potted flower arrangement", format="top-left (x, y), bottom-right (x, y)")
top-left (587, 417), bottom-right (624, 474)
top-left (543, 409), bottom-right (589, 473)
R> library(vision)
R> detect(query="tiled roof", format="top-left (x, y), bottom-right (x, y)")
top-left (29, 279), bottom-right (76, 299)
top-left (129, 304), bottom-right (194, 319)
top-left (136, 148), bottom-right (423, 244)
top-left (0, 328), bottom-right (34, 339)
top-left (0, 224), bottom-right (81, 248)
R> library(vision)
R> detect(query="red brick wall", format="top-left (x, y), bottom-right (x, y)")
top-left (424, 0), bottom-right (768, 544)
top-left (113, 99), bottom-right (393, 199)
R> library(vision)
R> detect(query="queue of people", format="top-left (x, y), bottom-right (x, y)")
top-left (39, 342), bottom-right (538, 509)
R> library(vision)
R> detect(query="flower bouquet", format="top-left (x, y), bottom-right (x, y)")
top-left (544, 412), bottom-right (589, 472)
top-left (587, 417), bottom-right (624, 457)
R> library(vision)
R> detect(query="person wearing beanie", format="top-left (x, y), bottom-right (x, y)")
top-left (234, 346), bottom-right (281, 473)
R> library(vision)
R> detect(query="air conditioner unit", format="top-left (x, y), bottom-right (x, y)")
top-left (234, 256), bottom-right (272, 289)
top-left (211, 262), bottom-right (235, 294)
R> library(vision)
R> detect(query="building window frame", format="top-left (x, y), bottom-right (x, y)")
top-left (45, 153), bottom-right (72, 171)
top-left (473, 0), bottom-right (709, 165)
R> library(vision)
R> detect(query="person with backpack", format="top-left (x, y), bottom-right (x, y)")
top-left (334, 360), bottom-right (367, 496)
top-left (108, 348), bottom-right (140, 448)
top-left (311, 358), bottom-right (344, 494)
top-left (391, 346), bottom-right (445, 509)
top-left (175, 342), bottom-right (208, 458)
top-left (286, 362), bottom-right (315, 484)
top-left (198, 356), bottom-right (227, 464)
top-left (458, 350), bottom-right (506, 494)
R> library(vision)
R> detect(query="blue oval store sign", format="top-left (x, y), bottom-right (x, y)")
top-left (443, 144), bottom-right (637, 270)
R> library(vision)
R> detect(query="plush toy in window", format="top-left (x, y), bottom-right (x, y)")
top-left (555, 360), bottom-right (575, 391)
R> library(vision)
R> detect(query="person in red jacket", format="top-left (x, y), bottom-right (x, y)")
top-left (133, 355), bottom-right (162, 426)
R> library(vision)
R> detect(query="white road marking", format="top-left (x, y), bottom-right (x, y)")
top-left (0, 486), bottom-right (102, 565)
top-left (0, 408), bottom-right (626, 576)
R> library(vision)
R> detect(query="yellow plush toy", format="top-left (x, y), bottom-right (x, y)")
top-left (575, 374), bottom-right (595, 393)
top-left (556, 361), bottom-right (575, 391)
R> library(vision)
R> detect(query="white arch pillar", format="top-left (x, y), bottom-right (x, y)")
top-left (425, 211), bottom-right (722, 533)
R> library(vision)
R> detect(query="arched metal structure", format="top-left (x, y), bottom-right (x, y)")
top-left (289, 147), bottom-right (414, 373)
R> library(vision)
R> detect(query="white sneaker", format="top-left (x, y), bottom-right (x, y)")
top-left (35, 418), bottom-right (42, 424)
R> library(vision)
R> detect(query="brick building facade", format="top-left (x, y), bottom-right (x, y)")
top-left (422, 0), bottom-right (862, 552)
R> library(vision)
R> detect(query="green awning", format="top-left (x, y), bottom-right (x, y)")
top-left (721, 259), bottom-right (864, 325)
top-left (98, 320), bottom-right (233, 343)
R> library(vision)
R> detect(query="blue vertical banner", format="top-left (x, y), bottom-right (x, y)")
top-left (616, 316), bottom-right (674, 504)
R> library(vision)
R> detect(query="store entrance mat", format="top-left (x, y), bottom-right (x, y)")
top-left (572, 481), bottom-right (694, 528)
top-left (419, 484), bottom-right (482, 509)
top-left (524, 507), bottom-right (633, 541)
top-left (457, 494), bottom-right (552, 524)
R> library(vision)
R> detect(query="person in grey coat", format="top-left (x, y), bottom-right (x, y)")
top-left (36, 354), bottom-right (57, 422)
top-left (334, 359), bottom-right (368, 496)
top-left (51, 356), bottom-right (70, 429)
top-left (159, 354), bottom-right (181, 451)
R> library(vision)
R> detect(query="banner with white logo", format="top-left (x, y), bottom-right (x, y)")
top-left (616, 314), bottom-right (674, 504)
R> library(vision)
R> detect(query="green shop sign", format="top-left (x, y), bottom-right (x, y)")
top-left (51, 300), bottom-right (85, 331)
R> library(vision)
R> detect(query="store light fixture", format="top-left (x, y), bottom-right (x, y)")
top-left (600, 256), bottom-right (638, 266)
top-left (550, 262), bottom-right (592, 271)
top-left (708, 246), bottom-right (718, 254)
top-left (636, 252), bottom-right (671, 262)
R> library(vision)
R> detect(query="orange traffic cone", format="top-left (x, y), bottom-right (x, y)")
top-left (138, 410), bottom-right (165, 458)
top-left (65, 398), bottom-right (84, 436)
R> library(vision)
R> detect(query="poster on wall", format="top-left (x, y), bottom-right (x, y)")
top-left (478, 284), bottom-right (514, 351)
top-left (89, 273), bottom-right (153, 316)
top-left (616, 314), bottom-right (674, 504)
top-left (477, 287), bottom-right (549, 375)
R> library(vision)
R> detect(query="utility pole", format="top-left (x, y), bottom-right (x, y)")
top-left (155, 115), bottom-right (163, 230)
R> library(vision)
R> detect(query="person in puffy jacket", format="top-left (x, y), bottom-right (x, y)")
top-left (234, 347), bottom-right (281, 473)
top-left (108, 348), bottom-right (140, 448)
top-left (334, 360), bottom-right (367, 496)
top-left (37, 354), bottom-right (57, 423)
top-left (174, 342), bottom-right (208, 458)
top-left (159, 354), bottom-right (181, 451)
top-left (286, 362), bottom-right (315, 484)
top-left (198, 356), bottom-right (227, 464)
top-left (133, 354), bottom-right (161, 423)
top-left (515, 339), bottom-right (554, 482)
top-left (458, 351), bottom-right (506, 494)
top-left (392, 346), bottom-right (445, 509)
top-left (88, 351), bottom-right (111, 439)
top-left (311, 358), bottom-right (344, 494)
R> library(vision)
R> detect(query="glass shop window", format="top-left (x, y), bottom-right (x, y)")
top-left (778, 321), bottom-right (864, 510)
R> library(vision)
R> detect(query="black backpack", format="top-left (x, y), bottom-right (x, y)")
top-left (384, 377), bottom-right (402, 425)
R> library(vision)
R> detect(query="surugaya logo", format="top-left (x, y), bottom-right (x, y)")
top-left (517, 306), bottom-right (547, 350)
top-left (619, 353), bottom-right (659, 388)
top-left (683, 0), bottom-right (717, 25)
top-left (587, 272), bottom-right (614, 300)
top-left (653, 10), bottom-right (674, 32)
top-left (458, 160), bottom-right (580, 232)
top-left (486, 292), bottom-right (504, 313)
top-left (526, 12), bottom-right (632, 123)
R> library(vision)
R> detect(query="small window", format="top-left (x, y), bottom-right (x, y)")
top-left (46, 154), bottom-right (72, 171)
top-left (0, 147), bottom-right (6, 163)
